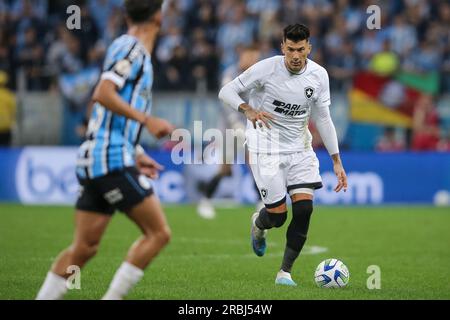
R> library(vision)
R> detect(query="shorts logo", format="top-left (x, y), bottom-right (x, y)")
top-left (305, 87), bottom-right (314, 99)
top-left (104, 188), bottom-right (123, 204)
top-left (138, 175), bottom-right (151, 190)
top-left (260, 188), bottom-right (268, 199)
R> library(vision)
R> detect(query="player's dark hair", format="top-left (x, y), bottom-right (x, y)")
top-left (124, 0), bottom-right (163, 23)
top-left (283, 24), bottom-right (310, 42)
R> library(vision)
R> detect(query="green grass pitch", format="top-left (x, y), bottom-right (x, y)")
top-left (0, 204), bottom-right (449, 300)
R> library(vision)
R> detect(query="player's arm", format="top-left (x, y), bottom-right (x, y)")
top-left (310, 69), bottom-right (347, 192)
top-left (218, 61), bottom-right (274, 129)
top-left (92, 79), bottom-right (173, 139)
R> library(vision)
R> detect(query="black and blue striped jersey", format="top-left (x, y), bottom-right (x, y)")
top-left (76, 34), bottom-right (153, 179)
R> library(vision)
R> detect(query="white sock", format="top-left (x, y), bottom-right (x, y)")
top-left (276, 270), bottom-right (293, 280)
top-left (102, 262), bottom-right (144, 300)
top-left (36, 272), bottom-right (68, 300)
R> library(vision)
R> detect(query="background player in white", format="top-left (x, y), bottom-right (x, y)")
top-left (219, 24), bottom-right (348, 286)
top-left (36, 0), bottom-right (174, 300)
top-left (197, 45), bottom-right (263, 219)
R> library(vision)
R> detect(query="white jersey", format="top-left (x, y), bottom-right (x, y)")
top-left (219, 56), bottom-right (338, 155)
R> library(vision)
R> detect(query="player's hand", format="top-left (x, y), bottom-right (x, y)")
top-left (333, 163), bottom-right (348, 192)
top-left (240, 104), bottom-right (274, 129)
top-left (136, 153), bottom-right (164, 179)
top-left (144, 116), bottom-right (175, 139)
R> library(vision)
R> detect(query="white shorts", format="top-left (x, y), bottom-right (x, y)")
top-left (249, 150), bottom-right (323, 208)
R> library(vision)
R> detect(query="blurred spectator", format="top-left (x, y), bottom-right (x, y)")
top-left (101, 6), bottom-right (125, 47)
top-left (0, 0), bottom-right (448, 151)
top-left (88, 0), bottom-right (121, 37)
top-left (411, 94), bottom-right (440, 151)
top-left (190, 28), bottom-right (219, 92)
top-left (0, 26), bottom-right (16, 89)
top-left (160, 44), bottom-right (193, 91)
top-left (16, 27), bottom-right (47, 90)
top-left (47, 28), bottom-right (84, 76)
top-left (355, 29), bottom-right (384, 69)
top-left (403, 39), bottom-right (442, 73)
top-left (0, 71), bottom-right (16, 146)
top-left (216, 2), bottom-right (254, 69)
top-left (324, 16), bottom-right (347, 58)
top-left (10, 0), bottom-right (47, 21)
top-left (328, 37), bottom-right (357, 91)
top-left (369, 40), bottom-right (399, 77)
top-left (186, 0), bottom-right (217, 43)
top-left (278, 0), bottom-right (300, 25)
top-left (77, 3), bottom-right (101, 50)
top-left (156, 26), bottom-right (184, 64)
top-left (161, 0), bottom-right (186, 33)
top-left (376, 126), bottom-right (405, 152)
top-left (387, 14), bottom-right (417, 59)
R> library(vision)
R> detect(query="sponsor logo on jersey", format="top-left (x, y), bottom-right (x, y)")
top-left (272, 100), bottom-right (309, 117)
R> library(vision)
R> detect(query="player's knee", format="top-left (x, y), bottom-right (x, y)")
top-left (269, 211), bottom-right (288, 228)
top-left (72, 242), bottom-right (99, 260)
top-left (292, 199), bottom-right (313, 219)
top-left (287, 200), bottom-right (314, 244)
top-left (154, 226), bottom-right (171, 247)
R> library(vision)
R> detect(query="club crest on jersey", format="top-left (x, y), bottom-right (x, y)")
top-left (305, 87), bottom-right (314, 99)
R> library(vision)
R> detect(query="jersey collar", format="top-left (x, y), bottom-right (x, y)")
top-left (283, 57), bottom-right (308, 76)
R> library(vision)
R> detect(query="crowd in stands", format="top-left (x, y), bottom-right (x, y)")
top-left (0, 0), bottom-right (449, 150)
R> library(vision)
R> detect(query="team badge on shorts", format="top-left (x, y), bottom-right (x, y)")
top-left (138, 175), bottom-right (151, 190)
top-left (260, 188), bottom-right (268, 199)
top-left (305, 87), bottom-right (314, 99)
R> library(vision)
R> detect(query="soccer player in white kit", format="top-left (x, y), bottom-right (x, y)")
top-left (218, 24), bottom-right (348, 286)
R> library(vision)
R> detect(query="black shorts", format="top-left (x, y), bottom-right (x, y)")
top-left (76, 167), bottom-right (154, 215)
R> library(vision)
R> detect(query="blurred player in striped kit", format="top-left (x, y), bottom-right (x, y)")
top-left (36, 0), bottom-right (174, 300)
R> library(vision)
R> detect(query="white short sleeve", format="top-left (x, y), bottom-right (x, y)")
top-left (316, 68), bottom-right (331, 107)
top-left (236, 58), bottom-right (272, 91)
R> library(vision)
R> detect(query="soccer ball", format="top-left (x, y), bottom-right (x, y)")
top-left (314, 258), bottom-right (350, 288)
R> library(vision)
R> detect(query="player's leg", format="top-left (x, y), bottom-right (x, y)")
top-left (202, 164), bottom-right (232, 198)
top-left (102, 195), bottom-right (170, 300)
top-left (125, 194), bottom-right (171, 269)
top-left (36, 210), bottom-right (112, 300)
top-left (197, 164), bottom-right (232, 219)
top-left (249, 152), bottom-right (288, 257)
top-left (277, 151), bottom-right (322, 285)
top-left (102, 168), bottom-right (170, 300)
top-left (245, 147), bottom-right (264, 212)
top-left (281, 191), bottom-right (314, 276)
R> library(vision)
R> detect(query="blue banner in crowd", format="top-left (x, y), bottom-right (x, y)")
top-left (0, 147), bottom-right (449, 205)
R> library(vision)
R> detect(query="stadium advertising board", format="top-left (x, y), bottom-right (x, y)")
top-left (0, 147), bottom-right (449, 205)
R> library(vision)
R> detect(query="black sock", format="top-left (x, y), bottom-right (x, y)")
top-left (255, 207), bottom-right (287, 230)
top-left (203, 174), bottom-right (223, 198)
top-left (281, 200), bottom-right (313, 273)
